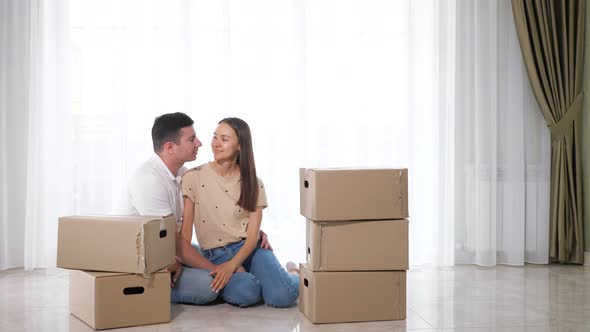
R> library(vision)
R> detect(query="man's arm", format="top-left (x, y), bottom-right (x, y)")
top-left (128, 172), bottom-right (214, 270)
top-left (128, 173), bottom-right (174, 216)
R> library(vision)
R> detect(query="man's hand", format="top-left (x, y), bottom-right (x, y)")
top-left (166, 260), bottom-right (183, 288)
top-left (259, 229), bottom-right (273, 251)
top-left (209, 261), bottom-right (238, 293)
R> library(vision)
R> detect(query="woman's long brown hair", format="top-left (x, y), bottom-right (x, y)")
top-left (219, 117), bottom-right (259, 212)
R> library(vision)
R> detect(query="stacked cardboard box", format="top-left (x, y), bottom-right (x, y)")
top-left (298, 168), bottom-right (409, 324)
top-left (57, 215), bottom-right (176, 330)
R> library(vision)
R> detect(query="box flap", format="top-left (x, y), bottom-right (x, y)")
top-left (143, 215), bottom-right (176, 275)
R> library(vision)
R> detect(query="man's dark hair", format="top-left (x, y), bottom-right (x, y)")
top-left (151, 112), bottom-right (194, 152)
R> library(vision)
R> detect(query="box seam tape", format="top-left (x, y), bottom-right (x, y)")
top-left (305, 169), bottom-right (316, 218)
top-left (318, 222), bottom-right (324, 270)
top-left (138, 226), bottom-right (147, 276)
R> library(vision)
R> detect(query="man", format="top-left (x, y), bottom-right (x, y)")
top-left (123, 112), bottom-right (271, 304)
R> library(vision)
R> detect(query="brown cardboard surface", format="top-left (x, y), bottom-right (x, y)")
top-left (307, 219), bottom-right (408, 271)
top-left (69, 270), bottom-right (170, 330)
top-left (299, 264), bottom-right (406, 324)
top-left (57, 215), bottom-right (175, 274)
top-left (300, 168), bottom-right (408, 221)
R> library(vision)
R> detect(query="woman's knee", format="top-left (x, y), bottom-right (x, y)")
top-left (222, 272), bottom-right (262, 307)
top-left (230, 284), bottom-right (262, 307)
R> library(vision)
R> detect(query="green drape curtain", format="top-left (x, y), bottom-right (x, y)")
top-left (512, 0), bottom-right (585, 264)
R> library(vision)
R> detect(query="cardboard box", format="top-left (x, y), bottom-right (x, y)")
top-left (299, 264), bottom-right (406, 323)
top-left (69, 269), bottom-right (170, 330)
top-left (306, 218), bottom-right (408, 271)
top-left (57, 215), bottom-right (176, 274)
top-left (299, 168), bottom-right (408, 221)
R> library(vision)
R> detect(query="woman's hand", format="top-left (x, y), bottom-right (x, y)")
top-left (209, 261), bottom-right (238, 293)
top-left (209, 207), bottom-right (263, 293)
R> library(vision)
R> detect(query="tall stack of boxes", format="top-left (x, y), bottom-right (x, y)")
top-left (298, 168), bottom-right (409, 324)
top-left (56, 215), bottom-right (176, 330)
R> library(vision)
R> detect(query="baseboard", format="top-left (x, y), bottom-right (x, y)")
top-left (0, 266), bottom-right (24, 272)
top-left (586, 252), bottom-right (590, 267)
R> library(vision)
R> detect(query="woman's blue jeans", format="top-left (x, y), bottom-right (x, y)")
top-left (171, 241), bottom-right (299, 308)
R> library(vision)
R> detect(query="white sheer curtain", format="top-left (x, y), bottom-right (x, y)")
top-left (0, 0), bottom-right (549, 270)
top-left (453, 0), bottom-right (550, 265)
top-left (1, 0), bottom-right (73, 270)
top-left (1, 0), bottom-right (29, 270)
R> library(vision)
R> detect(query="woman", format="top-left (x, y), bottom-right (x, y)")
top-left (180, 117), bottom-right (299, 308)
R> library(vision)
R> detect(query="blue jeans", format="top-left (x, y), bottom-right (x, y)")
top-left (202, 239), bottom-right (300, 308)
top-left (170, 244), bottom-right (218, 305)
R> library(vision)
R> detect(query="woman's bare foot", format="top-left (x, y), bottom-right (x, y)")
top-left (285, 261), bottom-right (299, 275)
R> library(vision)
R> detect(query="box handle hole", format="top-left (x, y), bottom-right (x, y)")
top-left (304, 278), bottom-right (309, 287)
top-left (123, 287), bottom-right (145, 295)
top-left (307, 247), bottom-right (310, 254)
top-left (304, 180), bottom-right (309, 188)
top-left (159, 230), bottom-right (167, 238)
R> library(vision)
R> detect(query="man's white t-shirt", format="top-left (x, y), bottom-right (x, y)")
top-left (122, 154), bottom-right (187, 231)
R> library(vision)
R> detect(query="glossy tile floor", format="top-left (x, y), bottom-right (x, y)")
top-left (1, 264), bottom-right (589, 331)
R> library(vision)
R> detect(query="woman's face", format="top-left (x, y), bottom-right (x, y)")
top-left (211, 122), bottom-right (240, 162)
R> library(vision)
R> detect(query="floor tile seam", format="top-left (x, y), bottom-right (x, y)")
top-left (407, 306), bottom-right (438, 330)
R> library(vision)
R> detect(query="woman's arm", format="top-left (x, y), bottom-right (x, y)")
top-left (209, 207), bottom-right (263, 292)
top-left (230, 207), bottom-right (262, 267)
top-left (175, 233), bottom-right (216, 270)
top-left (180, 196), bottom-right (194, 243)
top-left (176, 196), bottom-right (216, 270)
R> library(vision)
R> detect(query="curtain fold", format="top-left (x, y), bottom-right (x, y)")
top-left (24, 0), bottom-right (74, 269)
top-left (512, 0), bottom-right (585, 264)
top-left (0, 0), bottom-right (30, 270)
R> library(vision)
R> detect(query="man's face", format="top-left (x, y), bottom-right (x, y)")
top-left (173, 126), bottom-right (202, 162)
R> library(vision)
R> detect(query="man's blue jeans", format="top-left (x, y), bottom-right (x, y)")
top-left (196, 239), bottom-right (299, 307)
